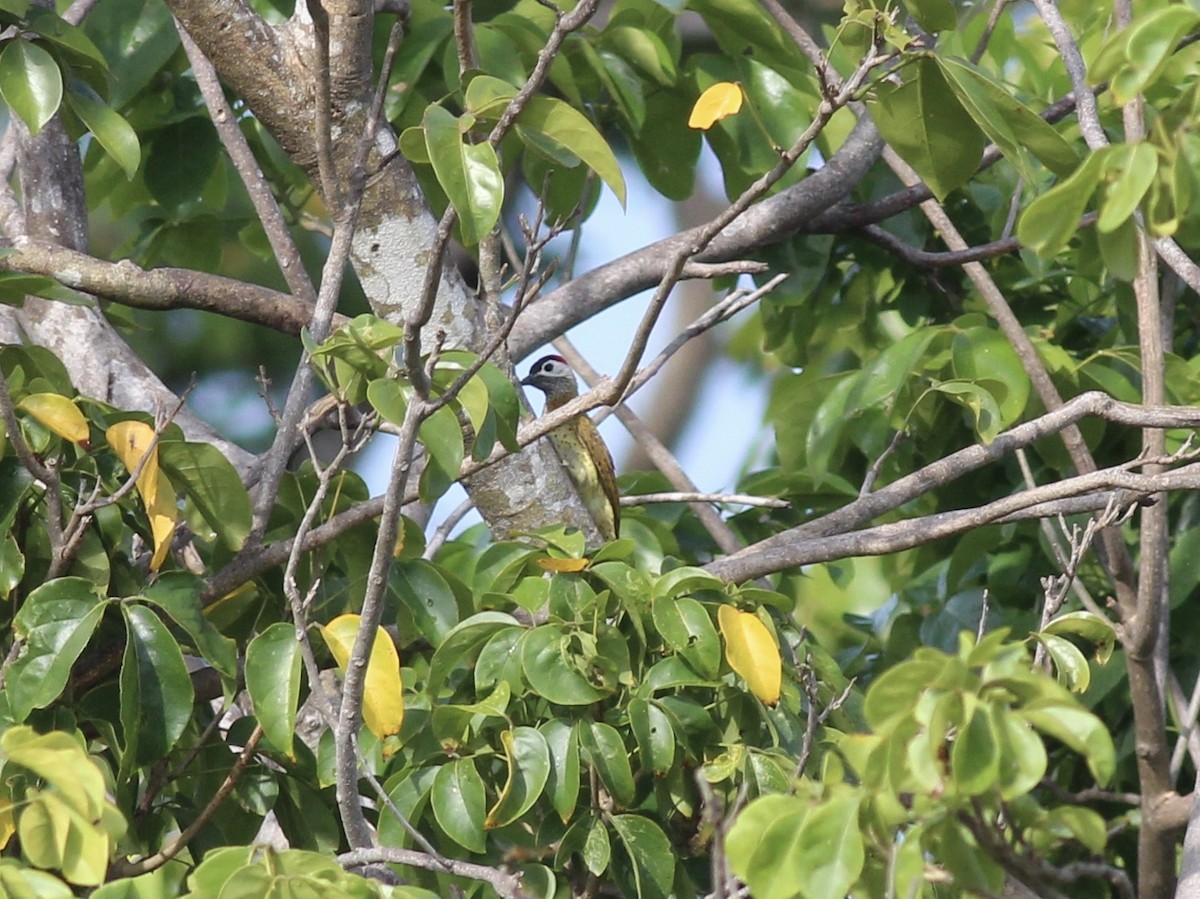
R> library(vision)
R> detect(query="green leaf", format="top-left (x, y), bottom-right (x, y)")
top-left (609, 815), bottom-right (675, 899)
top-left (1034, 633), bottom-right (1091, 692)
top-left (1037, 805), bottom-right (1108, 854)
top-left (725, 794), bottom-right (806, 899)
top-left (1020, 702), bottom-right (1115, 785)
top-left (1096, 214), bottom-right (1140, 281)
top-left (951, 326), bottom-right (1030, 428)
top-left (417, 402), bottom-right (465, 502)
top-left (378, 767), bottom-right (438, 849)
top-left (628, 697), bottom-right (675, 776)
top-left (485, 726), bottom-right (551, 828)
top-left (600, 25), bottom-right (676, 86)
top-left (432, 759), bottom-right (487, 852)
top-left (0, 38), bottom-right (62, 135)
top-left (1093, 6), bottom-right (1200, 104)
top-left (951, 701), bottom-right (999, 795)
top-left (7, 578), bottom-right (106, 721)
top-left (540, 718), bottom-right (581, 822)
top-left (936, 57), bottom-right (1078, 178)
top-left (516, 95), bottom-right (627, 206)
top-left (427, 611), bottom-right (521, 696)
top-left (245, 622), bottom-right (303, 758)
top-left (64, 89), bottom-right (139, 179)
top-left (931, 380), bottom-right (1003, 443)
top-left (366, 377), bottom-right (410, 426)
top-left (143, 116), bottom-right (219, 210)
top-left (793, 791), bottom-right (865, 899)
top-left (993, 704), bottom-right (1046, 800)
top-left (0, 272), bottom-right (93, 307)
top-left (142, 573), bottom-right (238, 688)
top-left (472, 361), bottom-right (521, 453)
top-left (651, 565), bottom-right (724, 600)
top-left (422, 105), bottom-right (504, 246)
top-left (1018, 150), bottom-right (1107, 258)
top-left (1098, 142), bottom-right (1157, 233)
top-left (1042, 611), bottom-right (1116, 665)
top-left (651, 596), bottom-right (720, 679)
top-left (904, 0), bottom-right (956, 32)
top-left (120, 603), bottom-right (194, 768)
top-left (392, 559), bottom-right (460, 649)
top-left (520, 624), bottom-right (611, 705)
top-left (581, 722), bottom-right (636, 807)
top-left (629, 89), bottom-right (701, 200)
top-left (868, 57), bottom-right (984, 200)
top-left (157, 439), bottom-right (252, 551)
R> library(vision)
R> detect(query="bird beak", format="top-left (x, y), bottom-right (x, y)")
top-left (520, 373), bottom-right (534, 386)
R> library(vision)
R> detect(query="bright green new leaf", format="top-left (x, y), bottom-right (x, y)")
top-left (422, 105), bottom-right (503, 246)
top-left (6, 579), bottom-right (106, 722)
top-left (951, 702), bottom-right (1000, 795)
top-left (1021, 703), bottom-right (1115, 785)
top-left (0, 39), bottom-right (62, 135)
top-left (726, 794), bottom-right (807, 899)
top-left (1098, 142), bottom-right (1157, 233)
top-left (1042, 611), bottom-right (1117, 665)
top-left (65, 89), bottom-right (140, 179)
top-left (1034, 632), bottom-right (1091, 693)
top-left (417, 402), bottom-right (465, 501)
top-left (993, 705), bottom-right (1047, 799)
top-left (516, 96), bottom-right (627, 206)
top-left (931, 380), bottom-right (1004, 443)
top-left (793, 791), bottom-right (865, 899)
top-left (1018, 150), bottom-right (1107, 258)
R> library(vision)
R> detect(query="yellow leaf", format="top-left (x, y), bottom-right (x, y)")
top-left (718, 605), bottom-right (781, 706)
top-left (537, 556), bottom-right (590, 573)
top-left (105, 421), bottom-right (178, 571)
top-left (688, 82), bottom-right (744, 130)
top-left (17, 393), bottom-right (90, 445)
top-left (320, 614), bottom-right (405, 739)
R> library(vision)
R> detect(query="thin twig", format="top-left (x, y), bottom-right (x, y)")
top-left (113, 725), bottom-right (265, 876)
top-left (620, 492), bottom-right (788, 509)
top-left (338, 847), bottom-right (534, 899)
top-left (423, 496), bottom-right (477, 559)
top-left (177, 22), bottom-right (317, 304)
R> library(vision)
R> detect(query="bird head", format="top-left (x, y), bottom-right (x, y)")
top-left (521, 355), bottom-right (579, 402)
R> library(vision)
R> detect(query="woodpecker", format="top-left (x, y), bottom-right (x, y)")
top-left (521, 355), bottom-right (620, 542)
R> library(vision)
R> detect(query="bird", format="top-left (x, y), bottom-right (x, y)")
top-left (521, 355), bottom-right (620, 542)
